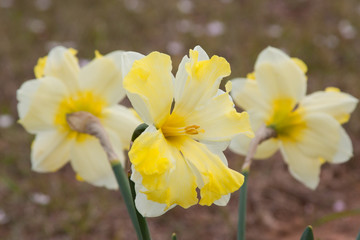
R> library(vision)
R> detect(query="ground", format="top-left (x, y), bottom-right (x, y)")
top-left (1, 0), bottom-right (360, 239)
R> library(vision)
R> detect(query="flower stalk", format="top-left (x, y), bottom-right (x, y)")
top-left (67, 111), bottom-right (150, 240)
top-left (238, 124), bottom-right (276, 240)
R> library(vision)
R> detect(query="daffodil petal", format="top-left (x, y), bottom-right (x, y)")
top-left (79, 56), bottom-right (125, 105)
top-left (301, 90), bottom-right (358, 124)
top-left (332, 127), bottom-right (353, 164)
top-left (255, 47), bottom-right (306, 103)
top-left (31, 130), bottom-right (74, 172)
top-left (185, 91), bottom-right (253, 141)
top-left (279, 141), bottom-right (321, 189)
top-left (229, 133), bottom-right (279, 159)
top-left (70, 136), bottom-right (118, 189)
top-left (17, 77), bottom-right (69, 133)
top-left (131, 168), bottom-right (176, 217)
top-left (105, 51), bottom-right (144, 79)
top-left (101, 105), bottom-right (141, 149)
top-left (297, 113), bottom-right (350, 162)
top-left (230, 78), bottom-right (271, 116)
top-left (180, 139), bottom-right (244, 206)
top-left (174, 47), bottom-right (231, 114)
top-left (124, 52), bottom-right (173, 127)
top-left (43, 46), bottom-right (80, 92)
top-left (130, 126), bottom-right (198, 208)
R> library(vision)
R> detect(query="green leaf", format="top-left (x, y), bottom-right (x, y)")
top-left (300, 226), bottom-right (314, 240)
top-left (171, 233), bottom-right (177, 240)
top-left (131, 123), bottom-right (149, 142)
top-left (356, 230), bottom-right (360, 240)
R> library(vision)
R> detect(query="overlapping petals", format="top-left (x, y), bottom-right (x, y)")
top-left (17, 46), bottom-right (141, 189)
top-left (229, 46), bottom-right (358, 189)
top-left (124, 46), bottom-right (253, 216)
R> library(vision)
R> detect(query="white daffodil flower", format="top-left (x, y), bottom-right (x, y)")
top-left (123, 46), bottom-right (254, 217)
top-left (229, 46), bottom-right (358, 189)
top-left (17, 46), bottom-right (142, 189)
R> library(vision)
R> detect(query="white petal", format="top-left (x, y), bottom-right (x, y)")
top-left (255, 47), bottom-right (307, 103)
top-left (17, 79), bottom-right (40, 119)
top-left (214, 194), bottom-right (230, 206)
top-left (230, 78), bottom-right (271, 116)
top-left (79, 57), bottom-right (126, 105)
top-left (31, 130), bottom-right (74, 172)
top-left (301, 90), bottom-right (358, 124)
top-left (70, 136), bottom-right (118, 189)
top-left (17, 77), bottom-right (69, 133)
top-left (102, 105), bottom-right (141, 149)
top-left (280, 141), bottom-right (321, 189)
top-left (332, 127), bottom-right (353, 164)
top-left (44, 46), bottom-right (80, 92)
top-left (105, 51), bottom-right (144, 79)
top-left (131, 167), bottom-right (175, 217)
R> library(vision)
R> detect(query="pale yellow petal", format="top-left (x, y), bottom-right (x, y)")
top-left (31, 130), bottom-right (74, 172)
top-left (17, 77), bottom-right (69, 133)
top-left (230, 78), bottom-right (271, 115)
top-left (180, 139), bottom-right (244, 206)
top-left (255, 47), bottom-right (307, 103)
top-left (296, 113), bottom-right (350, 162)
top-left (70, 135), bottom-right (118, 189)
top-left (175, 48), bottom-right (231, 114)
top-left (184, 91), bottom-right (253, 142)
top-left (124, 52), bottom-right (173, 127)
top-left (280, 142), bottom-right (321, 189)
top-left (79, 56), bottom-right (125, 105)
top-left (43, 46), bottom-right (80, 92)
top-left (101, 105), bottom-right (142, 149)
top-left (301, 89), bottom-right (358, 124)
top-left (332, 127), bottom-right (353, 164)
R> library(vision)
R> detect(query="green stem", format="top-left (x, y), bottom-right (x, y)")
top-left (238, 170), bottom-right (249, 240)
top-left (112, 162), bottom-right (149, 240)
top-left (129, 174), bottom-right (151, 240)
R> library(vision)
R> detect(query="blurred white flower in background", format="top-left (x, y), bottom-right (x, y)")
top-left (177, 0), bottom-right (193, 14)
top-left (338, 20), bottom-right (356, 39)
top-left (26, 19), bottom-right (46, 34)
top-left (166, 41), bottom-right (184, 56)
top-left (176, 19), bottom-right (192, 33)
top-left (332, 199), bottom-right (346, 212)
top-left (206, 21), bottom-right (225, 37)
top-left (0, 114), bottom-right (14, 128)
top-left (0, 209), bottom-right (9, 225)
top-left (0, 0), bottom-right (13, 8)
top-left (123, 0), bottom-right (143, 12)
top-left (267, 24), bottom-right (283, 38)
top-left (34, 0), bottom-right (52, 11)
top-left (31, 192), bottom-right (51, 206)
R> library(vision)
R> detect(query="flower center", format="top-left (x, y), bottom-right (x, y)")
top-left (161, 113), bottom-right (204, 138)
top-left (266, 98), bottom-right (306, 141)
top-left (55, 91), bottom-right (107, 139)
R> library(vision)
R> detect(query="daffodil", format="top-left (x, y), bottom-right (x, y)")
top-left (17, 46), bottom-right (142, 189)
top-left (229, 47), bottom-right (358, 189)
top-left (123, 46), bottom-right (253, 217)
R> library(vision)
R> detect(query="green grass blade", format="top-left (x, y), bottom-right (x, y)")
top-left (237, 170), bottom-right (249, 240)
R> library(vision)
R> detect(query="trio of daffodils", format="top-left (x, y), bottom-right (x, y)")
top-left (17, 45), bottom-right (357, 217)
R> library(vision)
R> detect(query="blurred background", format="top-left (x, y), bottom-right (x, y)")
top-left (1, 0), bottom-right (360, 239)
